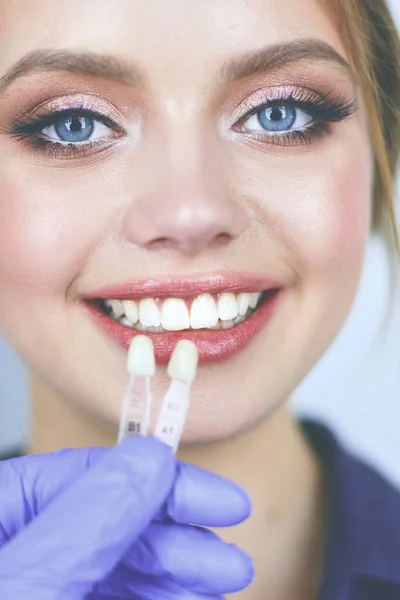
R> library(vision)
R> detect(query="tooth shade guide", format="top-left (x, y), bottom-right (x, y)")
top-left (153, 380), bottom-right (190, 453)
top-left (118, 335), bottom-right (155, 443)
top-left (154, 340), bottom-right (199, 453)
top-left (127, 335), bottom-right (155, 376)
top-left (167, 339), bottom-right (198, 383)
top-left (117, 374), bottom-right (151, 442)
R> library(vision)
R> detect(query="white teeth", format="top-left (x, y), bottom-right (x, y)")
top-left (190, 294), bottom-right (219, 329)
top-left (237, 293), bottom-right (250, 316)
top-left (161, 298), bottom-right (190, 331)
top-left (110, 299), bottom-right (124, 319)
top-left (217, 293), bottom-right (239, 321)
top-left (105, 290), bottom-right (265, 331)
top-left (249, 292), bottom-right (261, 309)
top-left (139, 298), bottom-right (161, 327)
top-left (123, 300), bottom-right (138, 325)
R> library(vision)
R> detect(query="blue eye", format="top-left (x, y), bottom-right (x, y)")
top-left (54, 115), bottom-right (94, 142)
top-left (242, 103), bottom-right (313, 134)
top-left (40, 111), bottom-right (113, 145)
top-left (257, 105), bottom-right (296, 131)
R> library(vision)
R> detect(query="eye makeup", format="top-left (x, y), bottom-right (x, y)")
top-left (4, 92), bottom-right (127, 159)
top-left (5, 80), bottom-right (357, 160)
top-left (232, 85), bottom-right (357, 147)
top-left (10, 106), bottom-right (124, 158)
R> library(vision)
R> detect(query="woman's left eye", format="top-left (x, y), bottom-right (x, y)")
top-left (41, 112), bottom-right (112, 144)
top-left (241, 104), bottom-right (313, 134)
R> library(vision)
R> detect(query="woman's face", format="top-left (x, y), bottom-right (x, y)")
top-left (0, 0), bottom-right (372, 443)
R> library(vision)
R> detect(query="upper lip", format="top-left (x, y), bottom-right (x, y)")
top-left (81, 272), bottom-right (281, 300)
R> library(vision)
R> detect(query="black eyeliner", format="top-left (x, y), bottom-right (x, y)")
top-left (10, 108), bottom-right (119, 137)
top-left (8, 88), bottom-right (358, 158)
top-left (242, 89), bottom-right (358, 123)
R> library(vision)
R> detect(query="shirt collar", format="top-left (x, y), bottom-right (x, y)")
top-left (302, 420), bottom-right (400, 597)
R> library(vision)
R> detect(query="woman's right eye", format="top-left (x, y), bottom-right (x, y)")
top-left (40, 112), bottom-right (114, 145)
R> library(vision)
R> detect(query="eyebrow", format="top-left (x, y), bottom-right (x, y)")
top-left (0, 38), bottom-right (352, 92)
top-left (0, 49), bottom-right (143, 91)
top-left (221, 39), bottom-right (353, 81)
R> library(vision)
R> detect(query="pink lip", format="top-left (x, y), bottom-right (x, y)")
top-left (80, 273), bottom-right (283, 364)
top-left (85, 273), bottom-right (279, 300)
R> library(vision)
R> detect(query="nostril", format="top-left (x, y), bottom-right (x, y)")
top-left (147, 236), bottom-right (173, 250)
top-left (213, 232), bottom-right (232, 246)
top-left (144, 231), bottom-right (234, 253)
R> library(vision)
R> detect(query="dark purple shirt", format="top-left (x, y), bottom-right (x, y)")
top-left (303, 421), bottom-right (400, 600)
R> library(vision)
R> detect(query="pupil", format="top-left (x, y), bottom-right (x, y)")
top-left (257, 104), bottom-right (296, 132)
top-left (70, 118), bottom-right (84, 132)
top-left (271, 108), bottom-right (283, 122)
top-left (54, 114), bottom-right (94, 142)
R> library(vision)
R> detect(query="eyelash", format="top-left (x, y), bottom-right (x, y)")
top-left (9, 88), bottom-right (357, 159)
top-left (10, 108), bottom-right (122, 159)
top-left (235, 88), bottom-right (357, 147)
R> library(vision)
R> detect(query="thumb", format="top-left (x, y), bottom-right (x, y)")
top-left (0, 436), bottom-right (176, 598)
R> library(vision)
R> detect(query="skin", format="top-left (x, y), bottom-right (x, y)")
top-left (0, 0), bottom-right (373, 598)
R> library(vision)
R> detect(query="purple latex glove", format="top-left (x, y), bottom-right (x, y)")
top-left (0, 436), bottom-right (254, 599)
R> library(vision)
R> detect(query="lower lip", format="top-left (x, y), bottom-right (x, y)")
top-left (82, 290), bottom-right (282, 364)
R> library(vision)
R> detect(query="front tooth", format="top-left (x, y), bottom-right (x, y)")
top-left (217, 293), bottom-right (239, 321)
top-left (190, 294), bottom-right (219, 329)
top-left (161, 298), bottom-right (190, 331)
top-left (237, 293), bottom-right (250, 316)
top-left (139, 298), bottom-right (161, 327)
top-left (249, 292), bottom-right (261, 309)
top-left (123, 300), bottom-right (138, 324)
top-left (110, 299), bottom-right (124, 319)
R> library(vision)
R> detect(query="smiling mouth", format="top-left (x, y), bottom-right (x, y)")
top-left (82, 275), bottom-right (283, 363)
top-left (96, 290), bottom-right (267, 333)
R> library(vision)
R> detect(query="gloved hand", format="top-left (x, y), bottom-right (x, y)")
top-left (0, 436), bottom-right (254, 599)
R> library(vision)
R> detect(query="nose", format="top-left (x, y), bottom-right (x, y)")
top-left (121, 137), bottom-right (249, 256)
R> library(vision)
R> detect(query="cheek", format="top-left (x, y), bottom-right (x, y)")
top-left (283, 154), bottom-right (372, 277)
top-left (0, 181), bottom-right (67, 293)
top-left (0, 169), bottom-right (108, 299)
top-left (236, 138), bottom-right (373, 280)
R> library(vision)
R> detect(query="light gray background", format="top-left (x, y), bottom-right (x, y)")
top-left (0, 1), bottom-right (399, 486)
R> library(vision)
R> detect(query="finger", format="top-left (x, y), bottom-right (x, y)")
top-left (124, 521), bottom-right (254, 595)
top-left (86, 595), bottom-right (133, 600)
top-left (158, 460), bottom-right (252, 527)
top-left (0, 443), bottom-right (251, 541)
top-left (92, 566), bottom-right (226, 600)
top-left (0, 446), bottom-right (109, 541)
top-left (0, 436), bottom-right (176, 598)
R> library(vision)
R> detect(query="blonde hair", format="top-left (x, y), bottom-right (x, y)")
top-left (329, 0), bottom-right (400, 255)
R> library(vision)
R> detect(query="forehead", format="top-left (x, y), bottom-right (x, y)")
top-left (0, 0), bottom-right (345, 80)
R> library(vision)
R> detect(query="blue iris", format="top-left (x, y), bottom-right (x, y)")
top-left (54, 114), bottom-right (94, 142)
top-left (257, 105), bottom-right (296, 132)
